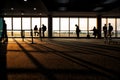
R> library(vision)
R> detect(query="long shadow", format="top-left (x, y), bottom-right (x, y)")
top-left (62, 39), bottom-right (120, 51)
top-left (0, 39), bottom-right (8, 80)
top-left (12, 38), bottom-right (120, 79)
top-left (48, 40), bottom-right (120, 61)
top-left (12, 38), bottom-right (56, 80)
top-left (37, 42), bottom-right (120, 80)
top-left (8, 39), bottom-right (111, 80)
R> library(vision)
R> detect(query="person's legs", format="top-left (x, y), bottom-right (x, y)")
top-left (77, 33), bottom-right (79, 38)
top-left (43, 31), bottom-right (45, 37)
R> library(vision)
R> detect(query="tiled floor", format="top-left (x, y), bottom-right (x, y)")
top-left (0, 38), bottom-right (120, 80)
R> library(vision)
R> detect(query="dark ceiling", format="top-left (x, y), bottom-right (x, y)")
top-left (42, 0), bottom-right (120, 12)
top-left (1, 0), bottom-right (120, 16)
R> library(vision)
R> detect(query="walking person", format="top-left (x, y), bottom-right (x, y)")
top-left (34, 25), bottom-right (38, 36)
top-left (42, 24), bottom-right (47, 37)
top-left (92, 26), bottom-right (97, 38)
top-left (103, 24), bottom-right (107, 39)
top-left (108, 23), bottom-right (113, 39)
top-left (39, 26), bottom-right (42, 41)
top-left (75, 24), bottom-right (80, 38)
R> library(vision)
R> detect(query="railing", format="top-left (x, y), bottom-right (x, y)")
top-left (53, 30), bottom-right (95, 37)
top-left (2, 29), bottom-right (120, 38)
top-left (6, 29), bottom-right (48, 38)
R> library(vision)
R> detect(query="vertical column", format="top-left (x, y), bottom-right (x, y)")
top-left (11, 17), bottom-right (13, 37)
top-left (87, 17), bottom-right (90, 38)
top-left (115, 18), bottom-right (117, 37)
top-left (97, 15), bottom-right (102, 39)
top-left (48, 15), bottom-right (52, 38)
top-left (59, 18), bottom-right (61, 37)
top-left (68, 17), bottom-right (70, 37)
top-left (30, 17), bottom-right (34, 44)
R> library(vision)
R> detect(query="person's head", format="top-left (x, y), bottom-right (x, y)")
top-left (75, 24), bottom-right (77, 27)
top-left (42, 24), bottom-right (44, 26)
top-left (109, 23), bottom-right (111, 26)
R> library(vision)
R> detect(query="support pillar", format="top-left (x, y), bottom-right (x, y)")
top-left (97, 15), bottom-right (102, 39)
top-left (48, 15), bottom-right (52, 38)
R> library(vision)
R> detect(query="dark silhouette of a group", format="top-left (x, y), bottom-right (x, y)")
top-left (103, 23), bottom-right (113, 39)
top-left (91, 23), bottom-right (113, 39)
top-left (34, 24), bottom-right (47, 37)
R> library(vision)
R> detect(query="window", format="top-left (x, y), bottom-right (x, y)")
top-left (79, 18), bottom-right (87, 37)
top-left (53, 18), bottom-right (60, 37)
top-left (60, 18), bottom-right (69, 37)
top-left (89, 18), bottom-right (97, 37)
top-left (117, 18), bottom-right (120, 37)
top-left (70, 18), bottom-right (78, 37)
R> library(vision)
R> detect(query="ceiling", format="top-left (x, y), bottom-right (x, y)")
top-left (1, 0), bottom-right (120, 17)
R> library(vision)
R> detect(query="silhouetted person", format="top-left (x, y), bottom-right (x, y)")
top-left (108, 23), bottom-right (113, 39)
top-left (92, 26), bottom-right (97, 38)
top-left (2, 20), bottom-right (8, 42)
top-left (103, 24), bottom-right (107, 39)
top-left (42, 24), bottom-right (47, 37)
top-left (75, 24), bottom-right (80, 38)
top-left (39, 27), bottom-right (42, 37)
top-left (34, 25), bottom-right (38, 36)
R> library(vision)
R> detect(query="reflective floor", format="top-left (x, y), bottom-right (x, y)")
top-left (0, 38), bottom-right (120, 80)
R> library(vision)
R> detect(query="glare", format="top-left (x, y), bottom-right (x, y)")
top-left (24, 0), bottom-right (27, 2)
top-left (57, 0), bottom-right (69, 3)
top-left (104, 0), bottom-right (117, 4)
top-left (11, 8), bottom-right (14, 10)
top-left (33, 8), bottom-right (36, 10)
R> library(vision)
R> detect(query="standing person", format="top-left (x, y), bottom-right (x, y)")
top-left (92, 26), bottom-right (97, 38)
top-left (39, 26), bottom-right (42, 41)
top-left (2, 19), bottom-right (8, 41)
top-left (103, 24), bottom-right (107, 39)
top-left (108, 23), bottom-right (113, 39)
top-left (75, 24), bottom-right (80, 38)
top-left (42, 24), bottom-right (47, 37)
top-left (34, 25), bottom-right (38, 36)
top-left (39, 27), bottom-right (41, 38)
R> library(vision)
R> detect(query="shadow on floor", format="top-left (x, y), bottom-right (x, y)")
top-left (0, 39), bottom-right (8, 80)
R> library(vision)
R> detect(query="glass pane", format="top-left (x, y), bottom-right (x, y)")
top-left (4, 17), bottom-right (12, 30)
top-left (117, 18), bottom-right (120, 30)
top-left (32, 17), bottom-right (40, 29)
top-left (22, 17), bottom-right (30, 30)
top-left (117, 18), bottom-right (120, 37)
top-left (53, 17), bottom-right (59, 37)
top-left (32, 17), bottom-right (40, 37)
top-left (22, 17), bottom-right (30, 37)
top-left (60, 18), bottom-right (69, 37)
top-left (89, 18), bottom-right (97, 37)
top-left (13, 17), bottom-right (21, 37)
top-left (79, 18), bottom-right (87, 37)
top-left (70, 18), bottom-right (78, 37)
top-left (89, 18), bottom-right (97, 30)
top-left (13, 17), bottom-right (21, 30)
